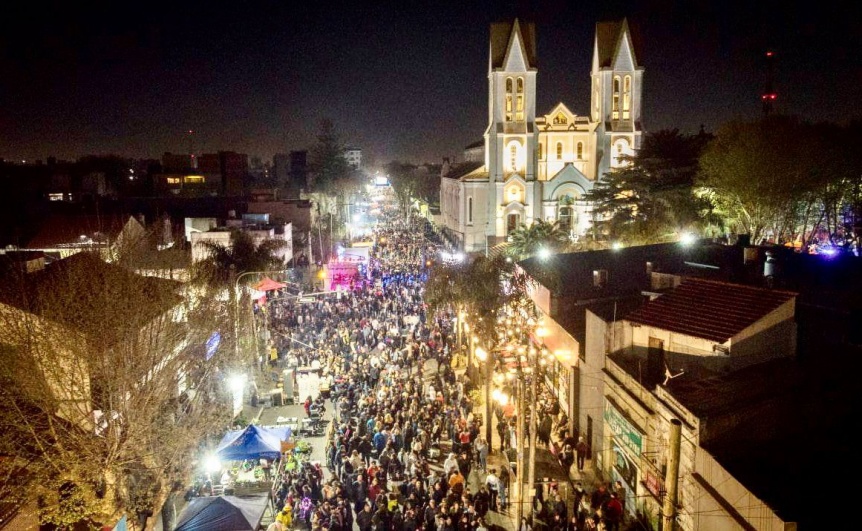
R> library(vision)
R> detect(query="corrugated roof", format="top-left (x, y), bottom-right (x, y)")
top-left (490, 19), bottom-right (537, 69)
top-left (625, 278), bottom-right (796, 343)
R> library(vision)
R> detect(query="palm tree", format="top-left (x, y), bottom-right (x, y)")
top-left (190, 230), bottom-right (287, 290)
top-left (506, 220), bottom-right (570, 260)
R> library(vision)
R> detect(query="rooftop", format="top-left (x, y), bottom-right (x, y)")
top-left (624, 278), bottom-right (796, 343)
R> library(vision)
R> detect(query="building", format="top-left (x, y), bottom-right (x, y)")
top-left (440, 18), bottom-right (644, 252)
top-left (344, 147), bottom-right (362, 170)
top-left (189, 213), bottom-right (293, 266)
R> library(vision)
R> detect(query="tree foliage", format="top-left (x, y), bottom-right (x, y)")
top-left (586, 129), bottom-right (716, 243)
top-left (190, 229), bottom-right (287, 290)
top-left (0, 252), bottom-right (234, 529)
top-left (698, 116), bottom-right (862, 247)
top-left (505, 220), bottom-right (570, 260)
top-left (308, 119), bottom-right (355, 197)
top-left (384, 161), bottom-right (440, 215)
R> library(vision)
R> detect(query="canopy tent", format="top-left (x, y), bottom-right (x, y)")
top-left (174, 494), bottom-right (270, 531)
top-left (216, 425), bottom-right (291, 461)
top-left (252, 277), bottom-right (287, 292)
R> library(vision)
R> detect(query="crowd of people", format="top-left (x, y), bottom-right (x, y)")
top-left (261, 207), bottom-right (629, 530)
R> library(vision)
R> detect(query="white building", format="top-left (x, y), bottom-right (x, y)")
top-left (344, 147), bottom-right (362, 170)
top-left (189, 214), bottom-right (293, 266)
top-left (440, 18), bottom-right (643, 252)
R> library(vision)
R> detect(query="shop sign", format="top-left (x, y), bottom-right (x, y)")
top-left (611, 439), bottom-right (638, 490)
top-left (644, 469), bottom-right (664, 499)
top-left (604, 402), bottom-right (643, 456)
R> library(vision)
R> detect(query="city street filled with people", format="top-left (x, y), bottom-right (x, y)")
top-left (259, 203), bottom-right (616, 531)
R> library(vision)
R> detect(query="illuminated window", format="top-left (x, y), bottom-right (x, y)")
top-left (553, 114), bottom-right (567, 125)
top-left (556, 142), bottom-right (563, 160)
top-left (505, 77), bottom-right (514, 121)
top-left (515, 95), bottom-right (524, 122)
top-left (510, 145), bottom-right (518, 171)
top-left (467, 197), bottom-right (473, 224)
top-left (612, 76), bottom-right (621, 120)
top-left (184, 175), bottom-right (205, 183)
top-left (48, 193), bottom-right (64, 201)
top-left (517, 77), bottom-right (524, 93)
top-left (623, 76), bottom-right (631, 119)
top-left (537, 143), bottom-right (543, 160)
top-left (167, 177), bottom-right (181, 184)
top-left (593, 269), bottom-right (608, 288)
top-left (577, 142), bottom-right (584, 159)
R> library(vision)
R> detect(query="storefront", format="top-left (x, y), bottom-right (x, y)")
top-left (603, 400), bottom-right (644, 520)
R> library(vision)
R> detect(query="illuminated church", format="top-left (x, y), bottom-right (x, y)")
top-left (440, 18), bottom-right (644, 253)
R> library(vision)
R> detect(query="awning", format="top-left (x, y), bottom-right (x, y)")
top-left (253, 277), bottom-right (286, 292)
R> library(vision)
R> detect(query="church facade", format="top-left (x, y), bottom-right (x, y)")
top-left (440, 19), bottom-right (644, 253)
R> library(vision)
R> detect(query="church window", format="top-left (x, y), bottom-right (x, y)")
top-left (516, 95), bottom-right (524, 121)
top-left (468, 197), bottom-right (473, 224)
top-left (537, 143), bottom-right (543, 160)
top-left (553, 114), bottom-right (567, 125)
top-left (623, 76), bottom-right (631, 119)
top-left (577, 142), bottom-right (584, 159)
top-left (510, 145), bottom-right (518, 171)
top-left (612, 76), bottom-right (621, 120)
top-left (558, 194), bottom-right (577, 232)
top-left (517, 77), bottom-right (524, 93)
top-left (505, 77), bottom-right (514, 121)
top-left (556, 142), bottom-right (563, 160)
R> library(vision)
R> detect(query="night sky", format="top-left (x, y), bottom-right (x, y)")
top-left (0, 0), bottom-right (857, 166)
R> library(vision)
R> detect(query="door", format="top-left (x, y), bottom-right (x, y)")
top-left (507, 213), bottom-right (520, 234)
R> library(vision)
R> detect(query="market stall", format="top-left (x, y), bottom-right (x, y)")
top-left (173, 494), bottom-right (270, 531)
top-left (213, 425), bottom-right (292, 494)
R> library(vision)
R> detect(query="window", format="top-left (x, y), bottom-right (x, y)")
top-left (537, 143), bottom-right (543, 160)
top-left (623, 76), bottom-right (631, 119)
top-left (612, 76), bottom-right (621, 120)
top-left (507, 213), bottom-right (520, 234)
top-left (553, 113), bottom-right (567, 125)
top-left (517, 77), bottom-right (524, 93)
top-left (510, 145), bottom-right (518, 171)
top-left (593, 269), bottom-right (608, 288)
top-left (559, 206), bottom-right (573, 230)
top-left (467, 197), bottom-right (473, 224)
top-left (505, 77), bottom-right (514, 121)
top-left (576, 142), bottom-right (583, 160)
top-left (184, 175), bottom-right (205, 183)
top-left (556, 142), bottom-right (563, 160)
top-left (506, 78), bottom-right (513, 92)
top-left (515, 95), bottom-right (524, 121)
top-left (167, 177), bottom-right (181, 184)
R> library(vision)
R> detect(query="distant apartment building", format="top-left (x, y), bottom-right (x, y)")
top-left (154, 151), bottom-right (248, 197)
top-left (344, 147), bottom-right (361, 170)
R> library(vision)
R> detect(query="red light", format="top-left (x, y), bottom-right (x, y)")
top-left (770, 94), bottom-right (777, 100)
top-left (766, 51), bottom-right (773, 57)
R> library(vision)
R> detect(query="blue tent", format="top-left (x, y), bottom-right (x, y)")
top-left (174, 494), bottom-right (269, 531)
top-left (216, 425), bottom-right (291, 461)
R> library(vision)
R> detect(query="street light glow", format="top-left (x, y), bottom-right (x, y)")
top-left (537, 247), bottom-right (551, 260)
top-left (680, 232), bottom-right (696, 245)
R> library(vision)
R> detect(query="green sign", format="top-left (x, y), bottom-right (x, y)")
top-left (604, 402), bottom-right (643, 457)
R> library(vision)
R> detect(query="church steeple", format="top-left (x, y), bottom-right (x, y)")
top-left (485, 19), bottom-right (538, 183)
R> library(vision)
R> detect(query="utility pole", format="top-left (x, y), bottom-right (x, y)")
top-left (663, 418), bottom-right (682, 531)
top-left (528, 355), bottom-right (538, 517)
top-left (516, 369), bottom-right (526, 527)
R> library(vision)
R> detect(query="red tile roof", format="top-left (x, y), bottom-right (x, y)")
top-left (625, 278), bottom-right (796, 343)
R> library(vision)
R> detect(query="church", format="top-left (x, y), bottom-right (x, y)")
top-left (440, 18), bottom-right (644, 253)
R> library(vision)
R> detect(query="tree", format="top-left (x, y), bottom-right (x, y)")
top-left (0, 252), bottom-right (234, 529)
top-left (385, 161), bottom-right (441, 216)
top-left (698, 116), bottom-right (815, 244)
top-left (308, 119), bottom-right (353, 197)
top-left (506, 220), bottom-right (570, 260)
top-left (586, 129), bottom-right (717, 244)
top-left (190, 230), bottom-right (287, 290)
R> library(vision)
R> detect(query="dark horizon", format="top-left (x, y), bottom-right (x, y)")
top-left (1, 0), bottom-right (857, 166)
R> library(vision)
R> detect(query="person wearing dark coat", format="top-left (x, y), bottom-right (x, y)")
top-left (356, 502), bottom-right (374, 531)
top-left (474, 487), bottom-right (491, 518)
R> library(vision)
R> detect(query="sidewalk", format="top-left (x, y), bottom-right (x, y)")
top-left (463, 370), bottom-right (602, 530)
